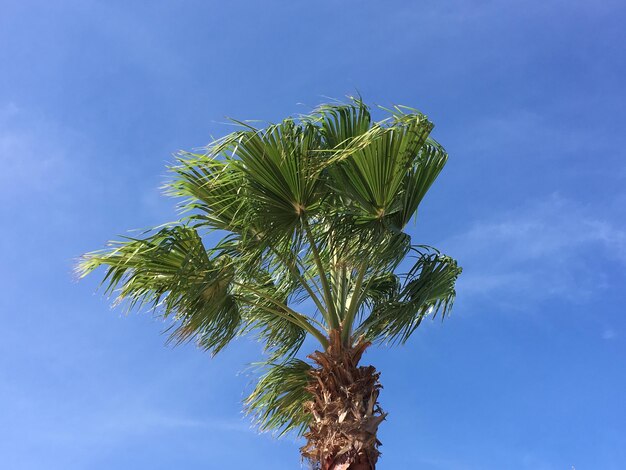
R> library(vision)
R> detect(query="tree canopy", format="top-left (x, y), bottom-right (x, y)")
top-left (78, 99), bottom-right (462, 436)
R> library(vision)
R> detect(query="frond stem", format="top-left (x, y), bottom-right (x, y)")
top-left (341, 263), bottom-right (367, 345)
top-left (302, 218), bottom-right (340, 330)
top-left (267, 245), bottom-right (329, 321)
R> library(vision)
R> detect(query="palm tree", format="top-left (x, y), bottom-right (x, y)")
top-left (78, 99), bottom-right (461, 469)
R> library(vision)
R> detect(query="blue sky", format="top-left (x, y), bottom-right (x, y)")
top-left (1, 0), bottom-right (625, 468)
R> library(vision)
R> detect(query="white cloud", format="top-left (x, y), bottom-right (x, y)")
top-left (444, 194), bottom-right (626, 306)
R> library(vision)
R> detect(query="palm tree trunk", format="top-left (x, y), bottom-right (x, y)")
top-left (301, 330), bottom-right (386, 470)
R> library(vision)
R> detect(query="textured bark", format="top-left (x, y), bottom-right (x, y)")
top-left (301, 330), bottom-right (386, 470)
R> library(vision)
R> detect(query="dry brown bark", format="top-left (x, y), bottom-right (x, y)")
top-left (301, 330), bottom-right (386, 470)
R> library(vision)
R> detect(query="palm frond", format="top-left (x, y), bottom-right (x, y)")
top-left (361, 273), bottom-right (401, 307)
top-left (314, 98), bottom-right (372, 149)
top-left (387, 140), bottom-right (448, 229)
top-left (356, 250), bottom-right (462, 345)
top-left (77, 226), bottom-right (242, 355)
top-left (245, 358), bottom-right (312, 436)
top-left (327, 112), bottom-right (433, 223)
top-left (234, 120), bottom-right (327, 233)
top-left (166, 148), bottom-right (250, 233)
top-left (235, 266), bottom-right (309, 358)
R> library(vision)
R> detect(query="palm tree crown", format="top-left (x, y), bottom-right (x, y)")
top-left (78, 99), bottom-right (461, 454)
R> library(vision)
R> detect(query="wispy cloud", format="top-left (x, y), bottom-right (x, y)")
top-left (443, 193), bottom-right (626, 307)
top-left (31, 403), bottom-right (254, 450)
top-left (79, 406), bottom-right (251, 440)
top-left (0, 394), bottom-right (256, 470)
top-left (602, 328), bottom-right (618, 340)
top-left (0, 103), bottom-right (77, 199)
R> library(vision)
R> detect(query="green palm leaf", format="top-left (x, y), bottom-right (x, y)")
top-left (356, 250), bottom-right (462, 345)
top-left (78, 226), bottom-right (242, 354)
top-left (245, 358), bottom-right (312, 436)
